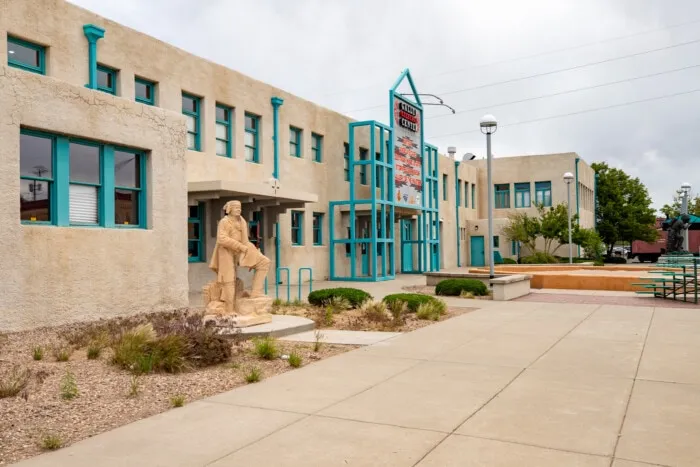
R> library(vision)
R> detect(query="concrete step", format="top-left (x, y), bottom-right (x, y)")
top-left (238, 315), bottom-right (316, 339)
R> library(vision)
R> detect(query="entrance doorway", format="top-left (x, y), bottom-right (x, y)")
top-left (470, 236), bottom-right (485, 267)
top-left (401, 219), bottom-right (413, 272)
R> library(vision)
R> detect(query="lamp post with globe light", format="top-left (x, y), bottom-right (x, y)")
top-left (480, 114), bottom-right (497, 278)
top-left (681, 182), bottom-right (692, 251)
top-left (563, 172), bottom-right (575, 264)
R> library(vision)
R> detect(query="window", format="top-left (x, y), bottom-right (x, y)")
top-left (442, 174), bottom-right (448, 201)
top-left (135, 77), bottom-right (156, 106)
top-left (289, 126), bottom-right (302, 158)
top-left (495, 184), bottom-right (510, 209)
top-left (96, 64), bottom-right (118, 95)
top-left (535, 181), bottom-right (552, 207)
top-left (19, 129), bottom-right (147, 228)
top-left (457, 180), bottom-right (462, 206)
top-left (471, 184), bottom-right (476, 208)
top-left (493, 236), bottom-right (500, 249)
top-left (464, 182), bottom-right (469, 207)
top-left (359, 147), bottom-right (368, 185)
top-left (515, 182), bottom-right (531, 208)
top-left (245, 113), bottom-right (260, 163)
top-left (311, 133), bottom-right (323, 162)
top-left (188, 204), bottom-right (204, 262)
top-left (250, 211), bottom-right (263, 252)
top-left (343, 143), bottom-right (349, 181)
top-left (291, 211), bottom-right (304, 245)
top-left (182, 93), bottom-right (201, 151)
top-left (511, 240), bottom-right (520, 256)
top-left (215, 104), bottom-right (232, 157)
top-left (313, 212), bottom-right (323, 245)
top-left (7, 36), bottom-right (45, 74)
top-left (375, 151), bottom-right (382, 187)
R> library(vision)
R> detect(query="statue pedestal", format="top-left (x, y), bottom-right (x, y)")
top-left (203, 296), bottom-right (273, 331)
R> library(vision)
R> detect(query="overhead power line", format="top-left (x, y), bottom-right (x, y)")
top-left (324, 17), bottom-right (700, 98)
top-left (426, 63), bottom-right (700, 119)
top-left (427, 87), bottom-right (700, 140)
top-left (344, 37), bottom-right (700, 114)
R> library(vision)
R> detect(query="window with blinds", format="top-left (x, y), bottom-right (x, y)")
top-left (69, 142), bottom-right (101, 224)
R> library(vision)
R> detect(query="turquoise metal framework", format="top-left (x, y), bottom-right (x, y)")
top-left (328, 69), bottom-right (440, 281)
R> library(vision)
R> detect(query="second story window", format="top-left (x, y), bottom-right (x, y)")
top-left (343, 143), bottom-right (349, 181)
top-left (515, 182), bottom-right (531, 208)
top-left (216, 104), bottom-right (232, 158)
top-left (135, 77), bottom-right (156, 106)
top-left (535, 181), bottom-right (552, 207)
top-left (359, 147), bottom-right (368, 185)
top-left (7, 36), bottom-right (45, 75)
top-left (97, 64), bottom-right (118, 95)
top-left (291, 210), bottom-right (304, 245)
top-left (289, 126), bottom-right (302, 158)
top-left (495, 183), bottom-right (510, 209)
top-left (313, 212), bottom-right (323, 245)
top-left (471, 184), bottom-right (476, 208)
top-left (182, 93), bottom-right (201, 151)
top-left (245, 113), bottom-right (260, 163)
top-left (442, 174), bottom-right (448, 201)
top-left (464, 182), bottom-right (469, 207)
top-left (311, 133), bottom-right (323, 162)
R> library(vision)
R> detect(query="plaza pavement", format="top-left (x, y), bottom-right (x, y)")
top-left (18, 279), bottom-right (700, 466)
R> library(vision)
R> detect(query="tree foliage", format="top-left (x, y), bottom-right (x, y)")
top-left (592, 162), bottom-right (657, 254)
top-left (660, 190), bottom-right (700, 218)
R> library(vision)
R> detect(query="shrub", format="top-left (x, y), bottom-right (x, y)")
top-left (60, 371), bottom-right (78, 400)
top-left (604, 256), bottom-right (627, 264)
top-left (387, 299), bottom-right (407, 327)
top-left (53, 344), bottom-right (73, 362)
top-left (382, 293), bottom-right (436, 312)
top-left (307, 288), bottom-right (372, 308)
top-left (288, 352), bottom-right (302, 368)
top-left (41, 434), bottom-right (63, 450)
top-left (170, 394), bottom-right (185, 408)
top-left (520, 252), bottom-right (559, 264)
top-left (416, 300), bottom-right (447, 321)
top-left (313, 329), bottom-right (324, 352)
top-left (245, 367), bottom-right (262, 383)
top-left (112, 324), bottom-right (189, 374)
top-left (32, 346), bottom-right (44, 361)
top-left (153, 334), bottom-right (189, 373)
top-left (87, 341), bottom-right (103, 360)
top-left (253, 337), bottom-right (278, 360)
top-left (0, 366), bottom-right (30, 399)
top-left (186, 329), bottom-right (232, 367)
top-left (435, 279), bottom-right (488, 297)
top-left (127, 375), bottom-right (140, 398)
top-left (326, 296), bottom-right (352, 312)
top-left (360, 300), bottom-right (390, 323)
top-left (502, 257), bottom-right (517, 264)
top-left (593, 259), bottom-right (605, 266)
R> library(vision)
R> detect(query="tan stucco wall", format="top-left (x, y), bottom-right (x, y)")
top-left (0, 65), bottom-right (188, 332)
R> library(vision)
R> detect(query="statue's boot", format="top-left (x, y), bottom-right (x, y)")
top-left (249, 257), bottom-right (271, 298)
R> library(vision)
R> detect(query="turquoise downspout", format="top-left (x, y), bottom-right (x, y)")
top-left (575, 158), bottom-right (581, 257)
top-left (594, 173), bottom-right (599, 230)
top-left (454, 160), bottom-right (461, 267)
top-left (275, 222), bottom-right (281, 284)
top-left (271, 97), bottom-right (284, 179)
top-left (83, 24), bottom-right (104, 89)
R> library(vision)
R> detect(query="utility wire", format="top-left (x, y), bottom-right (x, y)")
top-left (426, 63), bottom-right (700, 119)
top-left (344, 37), bottom-right (700, 114)
top-left (324, 17), bottom-right (700, 98)
top-left (427, 87), bottom-right (700, 140)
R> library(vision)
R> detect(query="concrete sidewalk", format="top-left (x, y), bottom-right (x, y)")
top-left (15, 301), bottom-right (700, 466)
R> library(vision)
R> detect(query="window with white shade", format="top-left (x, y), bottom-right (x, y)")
top-left (69, 142), bottom-right (101, 224)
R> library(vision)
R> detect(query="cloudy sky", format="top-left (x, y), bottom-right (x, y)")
top-left (69, 0), bottom-right (700, 212)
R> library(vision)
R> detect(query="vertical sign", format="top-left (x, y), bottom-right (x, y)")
top-left (393, 96), bottom-right (422, 206)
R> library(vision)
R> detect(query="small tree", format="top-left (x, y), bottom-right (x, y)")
top-left (539, 204), bottom-right (577, 255)
top-left (574, 228), bottom-right (605, 260)
top-left (501, 211), bottom-right (539, 254)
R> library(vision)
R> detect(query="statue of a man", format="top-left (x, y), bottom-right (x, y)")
top-left (667, 214), bottom-right (691, 254)
top-left (208, 200), bottom-right (271, 315)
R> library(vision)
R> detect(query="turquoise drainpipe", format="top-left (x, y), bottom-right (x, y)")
top-left (454, 160), bottom-right (461, 267)
top-left (594, 173), bottom-right (599, 230)
top-left (83, 24), bottom-right (104, 89)
top-left (271, 97), bottom-right (284, 180)
top-left (575, 158), bottom-right (581, 257)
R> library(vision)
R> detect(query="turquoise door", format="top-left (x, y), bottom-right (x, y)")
top-left (401, 220), bottom-right (413, 272)
top-left (470, 236), bottom-right (485, 267)
top-left (361, 228), bottom-right (369, 276)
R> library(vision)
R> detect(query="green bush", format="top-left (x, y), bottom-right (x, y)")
top-left (253, 337), bottom-right (278, 360)
top-left (307, 288), bottom-right (372, 308)
top-left (435, 279), bottom-right (488, 297)
top-left (520, 252), bottom-right (559, 264)
top-left (604, 256), bottom-right (627, 264)
top-left (416, 300), bottom-right (448, 321)
top-left (502, 258), bottom-right (517, 264)
top-left (382, 293), bottom-right (436, 312)
top-left (593, 259), bottom-right (605, 266)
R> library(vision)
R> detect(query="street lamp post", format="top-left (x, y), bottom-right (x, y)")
top-left (480, 114), bottom-right (497, 278)
top-left (681, 182), bottom-right (692, 251)
top-left (563, 172), bottom-right (574, 264)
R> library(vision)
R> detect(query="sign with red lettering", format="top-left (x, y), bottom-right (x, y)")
top-left (393, 97), bottom-right (422, 206)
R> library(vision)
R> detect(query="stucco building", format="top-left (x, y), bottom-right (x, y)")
top-left (0, 0), bottom-right (595, 331)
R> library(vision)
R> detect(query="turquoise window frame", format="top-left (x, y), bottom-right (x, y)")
top-left (343, 143), bottom-right (349, 181)
top-left (514, 182), bottom-right (531, 208)
top-left (188, 203), bottom-right (205, 262)
top-left (245, 112), bottom-right (260, 163)
top-left (7, 36), bottom-right (45, 75)
top-left (311, 133), bottom-right (323, 162)
top-left (359, 147), bottom-right (368, 185)
top-left (182, 92), bottom-right (201, 151)
top-left (511, 240), bottom-right (520, 256)
top-left (442, 174), bottom-right (448, 201)
top-left (495, 184), bottom-right (510, 209)
top-left (19, 128), bottom-right (148, 229)
top-left (215, 103), bottom-right (232, 158)
top-left (96, 64), bottom-right (118, 95)
top-left (312, 212), bottom-right (323, 245)
top-left (135, 77), bottom-right (156, 106)
top-left (535, 181), bottom-right (552, 207)
top-left (291, 210), bottom-right (304, 245)
top-left (471, 184), bottom-right (476, 208)
top-left (289, 126), bottom-right (302, 158)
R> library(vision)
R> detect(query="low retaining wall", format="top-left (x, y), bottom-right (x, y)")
top-left (425, 271), bottom-right (509, 287)
top-left (490, 275), bottom-right (532, 301)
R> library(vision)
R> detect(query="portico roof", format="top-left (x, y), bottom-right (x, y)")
top-left (187, 179), bottom-right (318, 205)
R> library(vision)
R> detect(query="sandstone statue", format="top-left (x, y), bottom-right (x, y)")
top-left (203, 200), bottom-right (273, 328)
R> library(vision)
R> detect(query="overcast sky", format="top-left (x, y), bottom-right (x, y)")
top-left (69, 0), bottom-right (700, 212)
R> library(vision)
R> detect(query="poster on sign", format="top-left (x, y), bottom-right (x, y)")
top-left (393, 96), bottom-right (422, 207)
